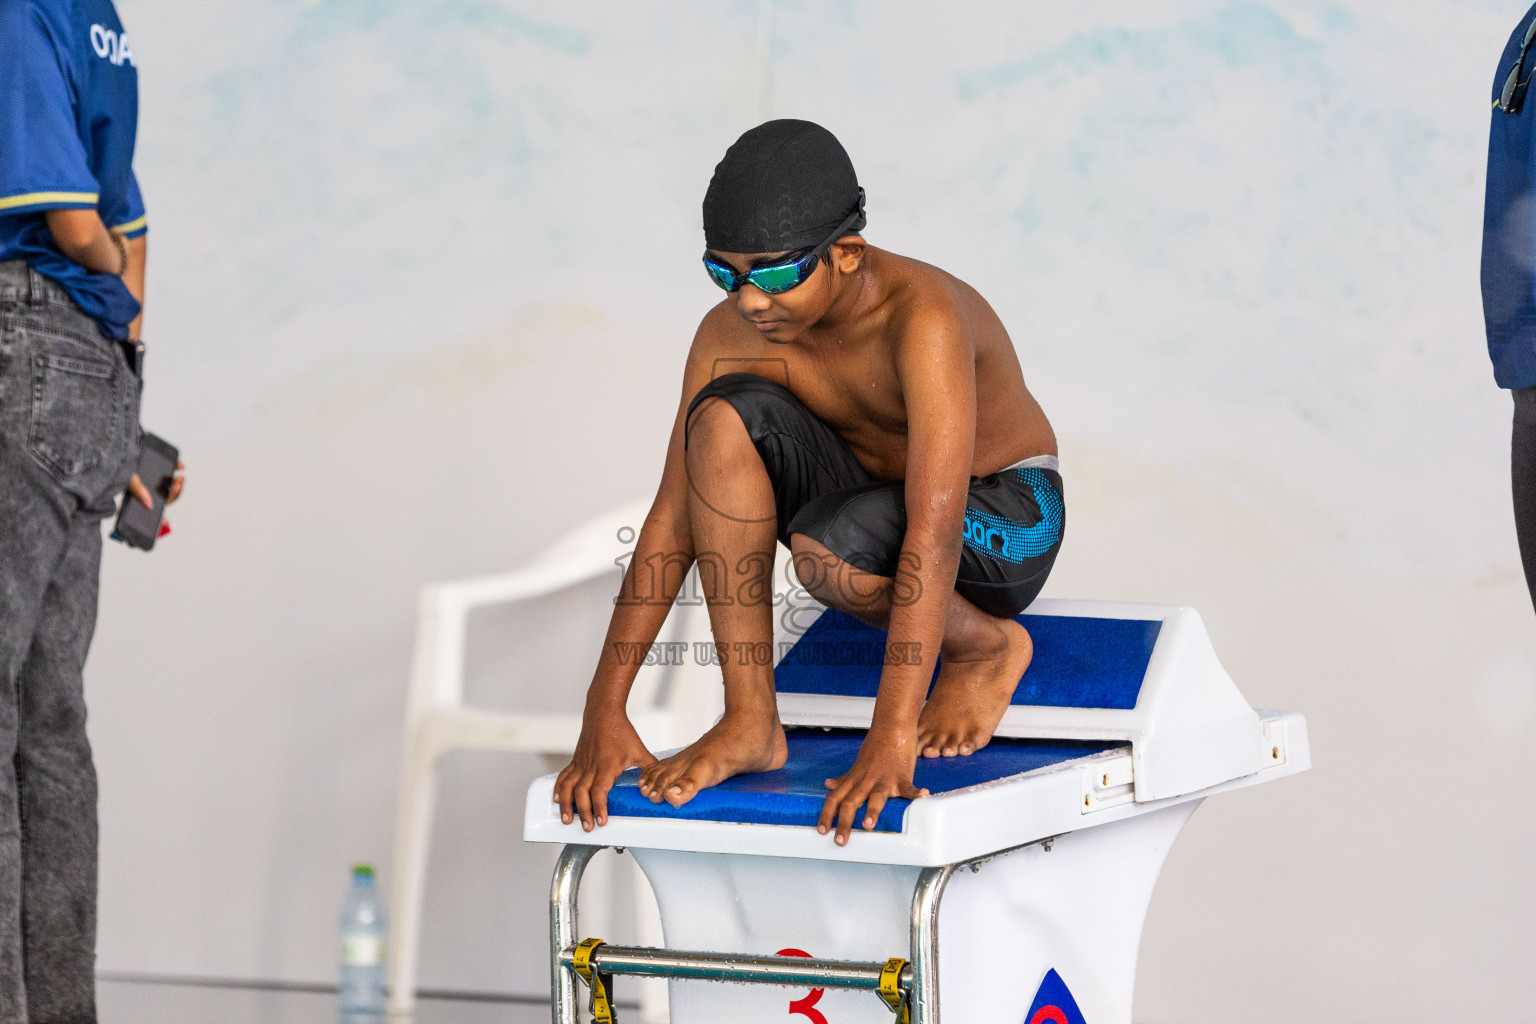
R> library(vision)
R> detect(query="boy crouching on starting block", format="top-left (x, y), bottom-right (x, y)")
top-left (554, 120), bottom-right (1062, 845)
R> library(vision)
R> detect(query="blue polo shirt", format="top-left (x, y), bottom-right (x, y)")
top-left (1484, 2), bottom-right (1536, 390)
top-left (0, 0), bottom-right (145, 340)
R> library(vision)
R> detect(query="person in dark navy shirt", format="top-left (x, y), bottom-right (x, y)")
top-left (0, 0), bottom-right (181, 1017)
top-left (1485, 2), bottom-right (1536, 614)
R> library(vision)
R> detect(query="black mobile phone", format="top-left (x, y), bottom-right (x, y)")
top-left (111, 432), bottom-right (178, 551)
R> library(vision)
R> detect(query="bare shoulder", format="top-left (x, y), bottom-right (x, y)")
top-left (680, 298), bottom-right (767, 389)
top-left (874, 249), bottom-right (991, 356)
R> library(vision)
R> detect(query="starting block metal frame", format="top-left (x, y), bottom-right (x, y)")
top-left (550, 838), bottom-right (1013, 1023)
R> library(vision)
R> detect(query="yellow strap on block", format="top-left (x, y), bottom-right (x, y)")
top-left (572, 938), bottom-right (615, 1024)
top-left (878, 957), bottom-right (910, 1023)
top-left (572, 937), bottom-right (604, 983)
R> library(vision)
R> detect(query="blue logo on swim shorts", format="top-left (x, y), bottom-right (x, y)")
top-left (961, 468), bottom-right (1063, 564)
top-left (1023, 968), bottom-right (1086, 1024)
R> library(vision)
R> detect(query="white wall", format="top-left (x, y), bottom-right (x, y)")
top-left (91, 1), bottom-right (1535, 1020)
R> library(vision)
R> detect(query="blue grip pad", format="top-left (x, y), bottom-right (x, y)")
top-left (774, 610), bottom-right (1159, 711)
top-left (605, 731), bottom-right (1122, 832)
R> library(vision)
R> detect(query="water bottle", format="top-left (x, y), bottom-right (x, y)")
top-left (339, 864), bottom-right (388, 1014)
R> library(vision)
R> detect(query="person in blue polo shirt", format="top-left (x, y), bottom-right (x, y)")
top-left (0, 0), bottom-right (182, 1017)
top-left (1486, 1), bottom-right (1536, 614)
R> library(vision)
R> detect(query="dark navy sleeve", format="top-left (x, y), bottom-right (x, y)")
top-left (0, 0), bottom-right (99, 217)
top-left (106, 169), bottom-right (146, 238)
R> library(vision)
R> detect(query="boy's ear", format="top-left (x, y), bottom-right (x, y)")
top-left (830, 237), bottom-right (866, 274)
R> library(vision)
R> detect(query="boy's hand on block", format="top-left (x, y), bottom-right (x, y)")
top-left (554, 714), bottom-right (658, 831)
top-left (818, 726), bottom-right (929, 846)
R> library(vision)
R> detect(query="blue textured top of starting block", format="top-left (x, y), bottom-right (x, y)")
top-left (606, 730), bottom-right (1122, 832)
top-left (774, 610), bottom-right (1160, 711)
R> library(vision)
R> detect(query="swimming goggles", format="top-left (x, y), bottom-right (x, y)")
top-left (703, 189), bottom-right (866, 294)
top-left (1501, 14), bottom-right (1536, 115)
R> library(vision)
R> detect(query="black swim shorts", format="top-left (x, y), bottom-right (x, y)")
top-left (685, 372), bottom-right (1064, 618)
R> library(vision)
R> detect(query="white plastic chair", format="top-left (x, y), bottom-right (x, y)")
top-left (385, 498), bottom-right (723, 1020)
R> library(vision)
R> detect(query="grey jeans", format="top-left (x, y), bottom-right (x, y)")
top-left (0, 261), bottom-right (140, 1023)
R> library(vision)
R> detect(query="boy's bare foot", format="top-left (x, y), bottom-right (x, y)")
top-left (916, 618), bottom-right (1032, 757)
top-left (637, 713), bottom-right (788, 808)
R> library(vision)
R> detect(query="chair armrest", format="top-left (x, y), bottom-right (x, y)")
top-left (404, 516), bottom-right (638, 714)
top-left (436, 553), bottom-right (620, 611)
top-left (404, 498), bottom-right (653, 717)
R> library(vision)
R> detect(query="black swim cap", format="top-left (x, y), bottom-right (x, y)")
top-left (702, 119), bottom-right (865, 254)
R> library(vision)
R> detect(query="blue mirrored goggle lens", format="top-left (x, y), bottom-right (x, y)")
top-left (749, 260), bottom-right (812, 294)
top-left (704, 260), bottom-right (738, 291)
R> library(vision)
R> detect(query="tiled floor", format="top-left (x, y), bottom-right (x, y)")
top-left (97, 979), bottom-right (563, 1024)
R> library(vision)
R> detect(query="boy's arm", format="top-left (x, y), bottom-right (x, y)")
top-left (817, 307), bottom-right (976, 845)
top-left (553, 330), bottom-right (720, 830)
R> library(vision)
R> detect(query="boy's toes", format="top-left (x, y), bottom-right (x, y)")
top-left (664, 776), bottom-right (700, 808)
top-left (925, 734), bottom-right (957, 757)
top-left (640, 764), bottom-right (674, 801)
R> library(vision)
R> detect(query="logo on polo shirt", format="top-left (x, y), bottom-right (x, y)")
top-left (1024, 968), bottom-right (1087, 1024)
top-left (89, 24), bottom-right (135, 67)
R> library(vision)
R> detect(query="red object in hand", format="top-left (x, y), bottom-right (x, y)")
top-left (157, 520), bottom-right (171, 539)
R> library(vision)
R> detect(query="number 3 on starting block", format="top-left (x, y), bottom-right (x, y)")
top-left (776, 948), bottom-right (828, 1024)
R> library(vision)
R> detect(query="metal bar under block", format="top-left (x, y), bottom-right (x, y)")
top-left (547, 838), bottom-right (1052, 1022)
top-left (556, 943), bottom-right (913, 991)
top-left (909, 862), bottom-right (958, 1024)
top-left (550, 844), bottom-right (602, 1024)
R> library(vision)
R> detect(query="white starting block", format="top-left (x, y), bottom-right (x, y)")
top-left (524, 599), bottom-right (1308, 1023)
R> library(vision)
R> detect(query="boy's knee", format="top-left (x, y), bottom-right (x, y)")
top-left (686, 374), bottom-right (800, 450)
top-left (685, 395), bottom-right (752, 460)
top-left (790, 532), bottom-right (869, 607)
top-left (788, 531), bottom-right (825, 559)
top-left (789, 532), bottom-right (834, 586)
